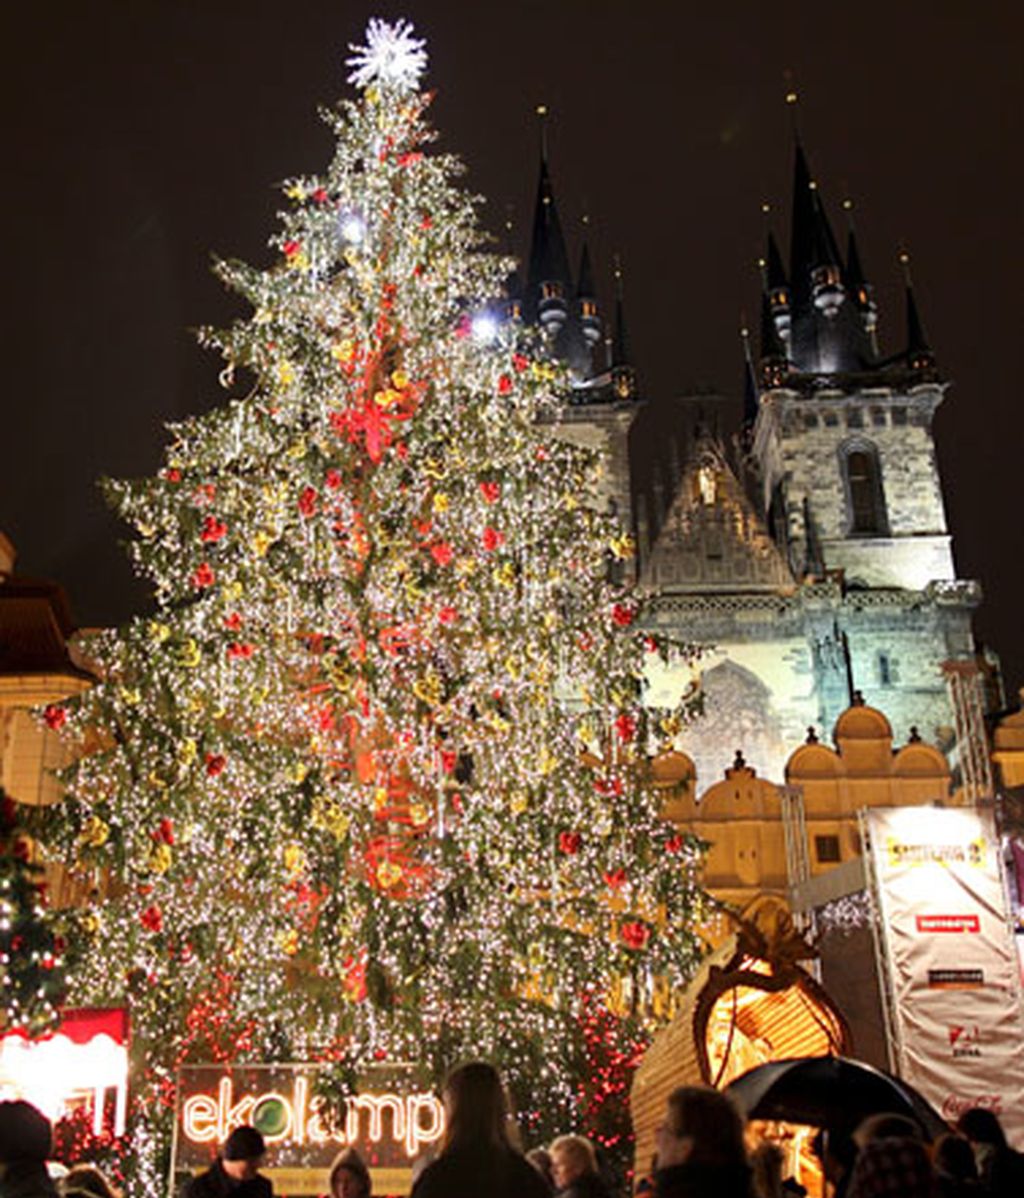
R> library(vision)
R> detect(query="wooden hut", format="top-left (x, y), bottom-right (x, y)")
top-left (631, 897), bottom-right (851, 1172)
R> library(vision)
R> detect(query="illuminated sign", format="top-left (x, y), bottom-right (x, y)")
top-left (174, 1065), bottom-right (445, 1197)
top-left (0, 1008), bottom-right (129, 1136)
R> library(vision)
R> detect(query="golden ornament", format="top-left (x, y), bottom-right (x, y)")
top-left (146, 843), bottom-right (173, 875)
top-left (78, 815), bottom-right (109, 848)
top-left (283, 843), bottom-right (306, 878)
top-left (375, 859), bottom-right (404, 890)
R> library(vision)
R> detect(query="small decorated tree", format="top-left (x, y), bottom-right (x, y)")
top-left (48, 19), bottom-right (706, 1186)
top-left (0, 790), bottom-right (67, 1036)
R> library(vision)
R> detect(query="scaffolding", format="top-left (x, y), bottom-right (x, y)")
top-left (942, 658), bottom-right (994, 801)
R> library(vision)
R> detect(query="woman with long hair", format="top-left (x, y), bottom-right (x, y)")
top-left (411, 1061), bottom-right (550, 1198)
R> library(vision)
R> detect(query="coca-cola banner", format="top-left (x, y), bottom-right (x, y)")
top-left (867, 806), bottom-right (1024, 1146)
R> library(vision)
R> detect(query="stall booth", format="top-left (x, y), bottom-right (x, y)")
top-left (631, 898), bottom-right (850, 1184)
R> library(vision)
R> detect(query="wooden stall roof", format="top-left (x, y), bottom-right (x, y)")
top-left (630, 900), bottom-right (851, 1172)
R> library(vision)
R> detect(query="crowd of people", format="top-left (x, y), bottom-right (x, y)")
top-left (1, 1062), bottom-right (1022, 1198)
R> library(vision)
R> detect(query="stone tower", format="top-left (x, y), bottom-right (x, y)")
top-left (747, 134), bottom-right (988, 772)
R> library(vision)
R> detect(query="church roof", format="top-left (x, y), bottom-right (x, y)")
top-left (640, 431), bottom-right (794, 594)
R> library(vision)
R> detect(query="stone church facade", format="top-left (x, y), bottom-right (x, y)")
top-left (519, 132), bottom-right (998, 797)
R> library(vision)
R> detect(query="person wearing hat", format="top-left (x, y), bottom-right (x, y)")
top-left (0, 1099), bottom-right (58, 1198)
top-left (183, 1125), bottom-right (273, 1197)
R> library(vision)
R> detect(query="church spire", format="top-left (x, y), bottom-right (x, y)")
top-left (781, 95), bottom-right (877, 374)
top-left (842, 199), bottom-right (878, 356)
top-left (758, 284), bottom-right (789, 388)
top-left (762, 210), bottom-right (791, 347)
top-left (524, 105), bottom-right (572, 332)
top-left (740, 323), bottom-right (759, 430)
top-left (900, 250), bottom-right (936, 372)
top-left (610, 258), bottom-right (637, 400)
top-left (576, 216), bottom-right (602, 349)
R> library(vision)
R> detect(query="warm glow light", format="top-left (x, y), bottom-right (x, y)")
top-left (181, 1077), bottom-right (444, 1158)
top-left (0, 1021), bottom-right (128, 1136)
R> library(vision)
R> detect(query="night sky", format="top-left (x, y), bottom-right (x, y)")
top-left (4, 2), bottom-right (1023, 695)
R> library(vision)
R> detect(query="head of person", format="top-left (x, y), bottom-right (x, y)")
top-left (0, 1100), bottom-right (52, 1170)
top-left (956, 1108), bottom-right (1007, 1151)
top-left (750, 1141), bottom-right (785, 1198)
top-left (549, 1135), bottom-right (598, 1189)
top-left (854, 1113), bottom-right (923, 1149)
top-left (221, 1126), bottom-right (266, 1181)
top-left (656, 1086), bottom-right (746, 1171)
top-left (527, 1148), bottom-right (555, 1190)
top-left (933, 1135), bottom-right (978, 1182)
top-left (329, 1147), bottom-right (371, 1198)
top-left (61, 1164), bottom-right (122, 1198)
top-left (440, 1061), bottom-right (513, 1155)
top-left (812, 1126), bottom-right (857, 1185)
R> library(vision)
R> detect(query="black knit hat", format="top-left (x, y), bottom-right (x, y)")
top-left (223, 1125), bottom-right (266, 1162)
top-left (0, 1100), bottom-right (52, 1162)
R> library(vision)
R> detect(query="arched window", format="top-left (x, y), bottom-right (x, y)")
top-left (842, 441), bottom-right (888, 536)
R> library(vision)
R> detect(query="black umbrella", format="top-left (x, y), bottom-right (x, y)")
top-left (724, 1056), bottom-right (948, 1138)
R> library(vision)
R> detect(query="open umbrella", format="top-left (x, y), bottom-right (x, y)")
top-left (724, 1056), bottom-right (948, 1138)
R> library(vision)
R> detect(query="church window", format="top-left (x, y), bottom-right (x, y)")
top-left (842, 442), bottom-right (889, 536)
top-left (877, 652), bottom-right (900, 686)
top-left (804, 412), bottom-right (819, 429)
top-left (872, 408), bottom-right (887, 427)
top-left (581, 299), bottom-right (597, 317)
top-left (847, 408), bottom-right (864, 428)
top-left (892, 407), bottom-right (907, 426)
top-left (824, 411), bottom-right (839, 427)
top-left (815, 834), bottom-right (841, 863)
top-left (540, 281), bottom-right (563, 301)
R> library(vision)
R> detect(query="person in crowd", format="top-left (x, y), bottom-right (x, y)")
top-left (0, 1100), bottom-right (58, 1198)
top-left (845, 1112), bottom-right (935, 1198)
top-left (183, 1125), bottom-right (272, 1197)
top-left (60, 1164), bottom-right (122, 1198)
top-left (853, 1114), bottom-right (924, 1147)
top-left (410, 1061), bottom-right (549, 1198)
top-left (811, 1127), bottom-right (857, 1198)
top-left (932, 1134), bottom-right (981, 1198)
top-left (526, 1148), bottom-right (555, 1192)
top-left (327, 1148), bottom-right (370, 1198)
top-left (653, 1085), bottom-right (753, 1198)
top-left (750, 1143), bottom-right (784, 1198)
top-left (549, 1135), bottom-right (611, 1198)
top-left (956, 1109), bottom-right (1024, 1198)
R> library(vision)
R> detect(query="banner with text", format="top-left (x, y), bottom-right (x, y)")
top-left (172, 1064), bottom-right (445, 1196)
top-left (867, 806), bottom-right (1024, 1146)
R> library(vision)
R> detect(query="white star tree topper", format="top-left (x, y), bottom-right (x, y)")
top-left (346, 18), bottom-right (427, 92)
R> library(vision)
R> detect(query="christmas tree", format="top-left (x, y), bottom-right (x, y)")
top-left (0, 790), bottom-right (67, 1036)
top-left (48, 18), bottom-right (705, 1184)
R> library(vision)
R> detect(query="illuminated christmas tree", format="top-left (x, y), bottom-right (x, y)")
top-left (48, 18), bottom-right (705, 1183)
top-left (0, 790), bottom-right (67, 1036)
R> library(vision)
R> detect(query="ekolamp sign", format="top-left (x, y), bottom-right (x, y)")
top-left (172, 1064), bottom-right (445, 1195)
